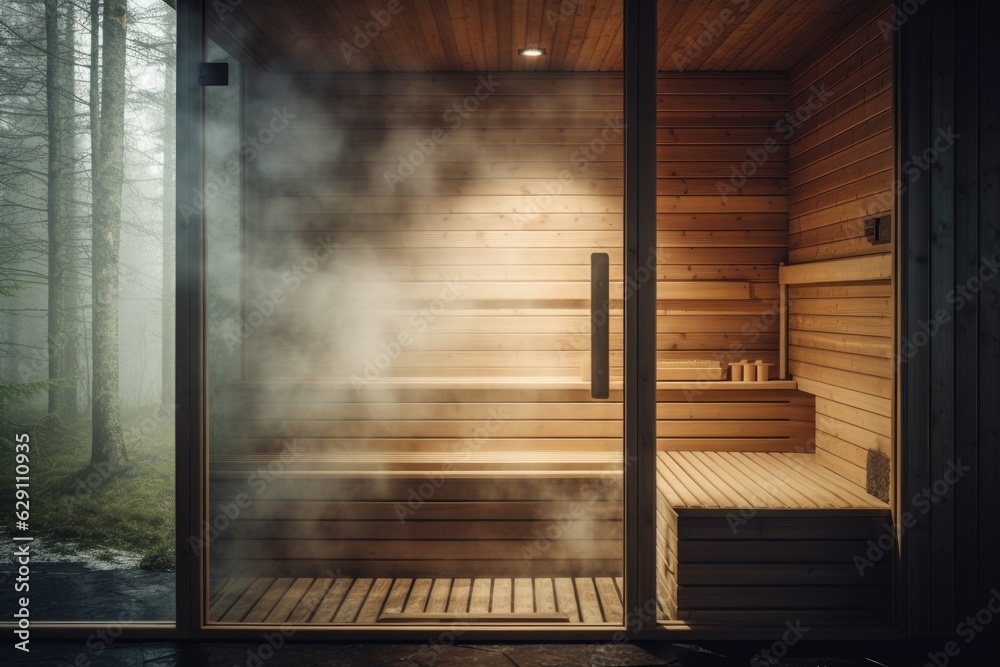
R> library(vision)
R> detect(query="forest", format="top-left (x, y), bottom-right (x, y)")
top-left (1, 0), bottom-right (176, 574)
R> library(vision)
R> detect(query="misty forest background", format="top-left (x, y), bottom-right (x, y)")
top-left (1, 0), bottom-right (176, 570)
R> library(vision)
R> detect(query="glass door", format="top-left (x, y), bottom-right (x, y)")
top-left (200, 1), bottom-right (626, 627)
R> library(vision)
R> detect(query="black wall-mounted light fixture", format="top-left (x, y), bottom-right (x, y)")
top-left (864, 214), bottom-right (892, 245)
top-left (199, 62), bottom-right (229, 86)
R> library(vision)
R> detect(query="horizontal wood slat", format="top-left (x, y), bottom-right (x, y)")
top-left (785, 5), bottom-right (895, 495)
top-left (657, 386), bottom-right (815, 453)
top-left (244, 72), bottom-right (624, 385)
top-left (654, 453), bottom-right (891, 625)
top-left (779, 255), bottom-right (892, 284)
top-left (208, 576), bottom-right (623, 624)
top-left (657, 74), bottom-right (788, 368)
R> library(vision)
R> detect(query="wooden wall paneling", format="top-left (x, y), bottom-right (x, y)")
top-left (656, 386), bottom-right (814, 453)
top-left (672, 509), bottom-right (892, 626)
top-left (244, 72), bottom-right (624, 383)
top-left (656, 73), bottom-right (788, 368)
top-left (897, 0), bottom-right (1000, 638)
top-left (216, 71), bottom-right (629, 580)
top-left (786, 3), bottom-right (893, 502)
top-left (211, 1), bottom-right (891, 70)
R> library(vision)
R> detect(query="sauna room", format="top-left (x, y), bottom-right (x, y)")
top-left (199, 0), bottom-right (897, 631)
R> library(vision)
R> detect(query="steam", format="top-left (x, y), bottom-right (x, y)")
top-left (205, 67), bottom-right (626, 623)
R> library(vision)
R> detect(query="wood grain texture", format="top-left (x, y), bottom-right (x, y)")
top-left (654, 453), bottom-right (891, 625)
top-left (656, 74), bottom-right (788, 369)
top-left (206, 0), bottom-right (873, 73)
top-left (209, 576), bottom-right (623, 624)
top-left (244, 72), bottom-right (624, 383)
top-left (785, 4), bottom-right (894, 494)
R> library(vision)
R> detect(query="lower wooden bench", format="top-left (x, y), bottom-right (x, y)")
top-left (209, 463), bottom-right (624, 580)
top-left (656, 451), bottom-right (892, 627)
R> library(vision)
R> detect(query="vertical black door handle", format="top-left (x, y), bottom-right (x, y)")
top-left (591, 253), bottom-right (610, 399)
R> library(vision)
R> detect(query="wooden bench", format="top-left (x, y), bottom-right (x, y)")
top-left (655, 451), bottom-right (891, 626)
top-left (210, 379), bottom-right (624, 580)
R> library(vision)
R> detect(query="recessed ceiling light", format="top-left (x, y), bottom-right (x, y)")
top-left (518, 48), bottom-right (546, 57)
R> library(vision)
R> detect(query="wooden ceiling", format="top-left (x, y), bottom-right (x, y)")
top-left (208, 0), bottom-right (881, 72)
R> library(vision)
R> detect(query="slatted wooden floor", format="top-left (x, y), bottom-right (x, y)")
top-left (209, 576), bottom-right (624, 624)
top-left (657, 451), bottom-right (888, 509)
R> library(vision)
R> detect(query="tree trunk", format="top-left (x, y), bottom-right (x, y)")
top-left (90, 0), bottom-right (100, 156)
top-left (91, 0), bottom-right (128, 469)
top-left (161, 10), bottom-right (175, 408)
top-left (45, 0), bottom-right (79, 418)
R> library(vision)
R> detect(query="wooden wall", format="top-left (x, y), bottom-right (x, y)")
top-left (243, 71), bottom-right (624, 383)
top-left (656, 73), bottom-right (788, 370)
top-left (656, 384), bottom-right (814, 453)
top-left (786, 2), bottom-right (894, 491)
top-left (899, 0), bottom-right (1000, 638)
top-left (211, 379), bottom-right (625, 578)
top-left (212, 71), bottom-right (628, 579)
top-left (672, 509), bottom-right (892, 625)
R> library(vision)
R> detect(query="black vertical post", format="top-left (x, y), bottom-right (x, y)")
top-left (975, 0), bottom-right (1000, 635)
top-left (175, 0), bottom-right (204, 637)
top-left (624, 0), bottom-right (657, 635)
top-left (952, 0), bottom-right (980, 628)
top-left (899, 0), bottom-right (932, 637)
top-left (927, 0), bottom-right (956, 633)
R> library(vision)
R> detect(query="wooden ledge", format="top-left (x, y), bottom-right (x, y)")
top-left (209, 470), bottom-right (624, 479)
top-left (778, 254), bottom-right (891, 285)
top-left (235, 378), bottom-right (617, 389)
top-left (656, 380), bottom-right (798, 390)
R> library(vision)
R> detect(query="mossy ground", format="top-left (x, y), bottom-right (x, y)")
top-left (1, 407), bottom-right (174, 570)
